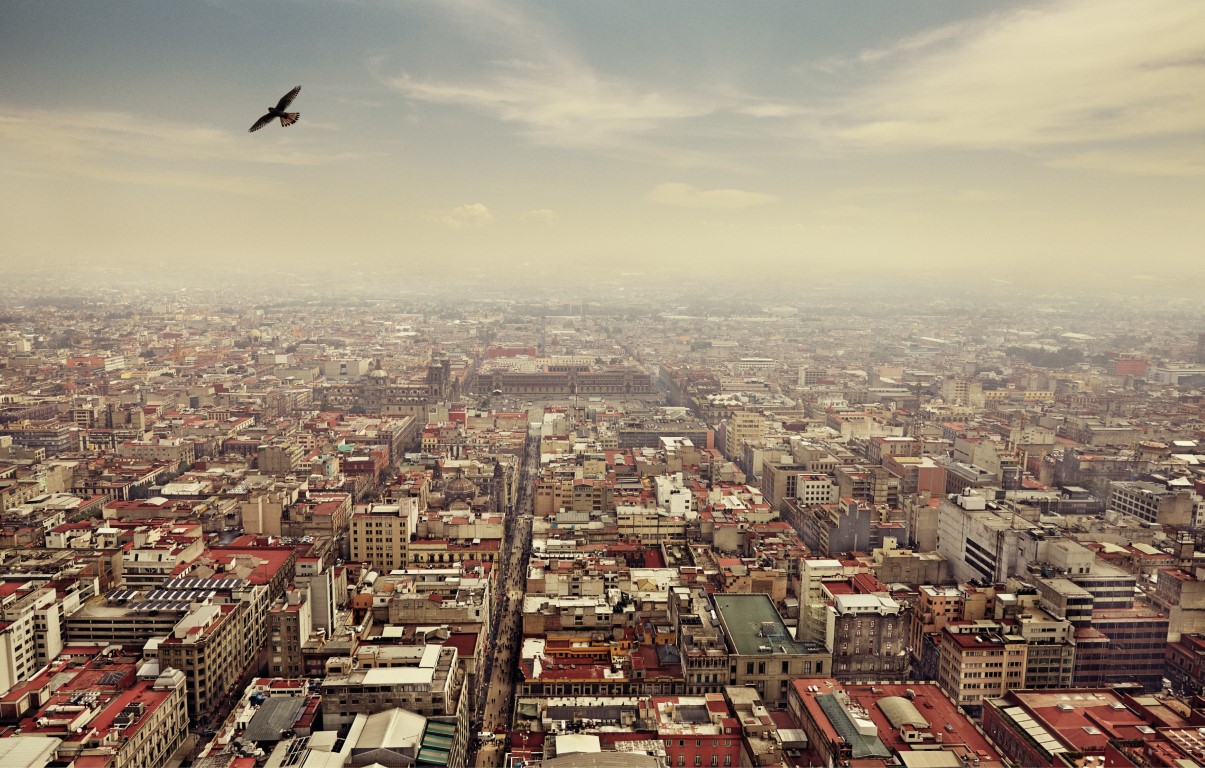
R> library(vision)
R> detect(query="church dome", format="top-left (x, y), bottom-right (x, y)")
top-left (445, 474), bottom-right (477, 500)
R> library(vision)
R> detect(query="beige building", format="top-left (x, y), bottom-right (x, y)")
top-left (941, 378), bottom-right (985, 407)
top-left (724, 410), bottom-right (765, 461)
top-left (116, 438), bottom-right (195, 464)
top-left (760, 461), bottom-right (836, 511)
top-left (936, 623), bottom-right (1027, 710)
top-left (258, 442), bottom-right (306, 475)
top-left (1014, 606), bottom-right (1075, 689)
top-left (615, 505), bottom-right (687, 544)
top-left (797, 558), bottom-right (845, 644)
top-left (0, 584), bottom-right (66, 697)
top-left (157, 602), bottom-right (254, 720)
top-left (239, 483), bottom-right (302, 537)
top-left (350, 502), bottom-right (419, 572)
top-left (321, 645), bottom-right (461, 730)
top-left (714, 593), bottom-right (831, 709)
top-left (23, 665), bottom-right (188, 768)
top-left (1151, 567), bottom-right (1205, 642)
top-left (1108, 480), bottom-right (1203, 527)
top-left (268, 588), bottom-right (312, 677)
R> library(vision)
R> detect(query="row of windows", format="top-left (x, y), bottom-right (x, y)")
top-left (670, 755), bottom-right (729, 767)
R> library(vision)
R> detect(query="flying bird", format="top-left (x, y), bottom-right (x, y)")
top-left (249, 86), bottom-right (301, 132)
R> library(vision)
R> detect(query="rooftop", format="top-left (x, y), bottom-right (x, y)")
top-left (712, 593), bottom-right (823, 656)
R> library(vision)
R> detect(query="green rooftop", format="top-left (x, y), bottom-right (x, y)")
top-left (417, 747), bottom-right (451, 766)
top-left (816, 693), bottom-right (891, 759)
top-left (425, 721), bottom-right (456, 737)
top-left (713, 593), bottom-right (822, 656)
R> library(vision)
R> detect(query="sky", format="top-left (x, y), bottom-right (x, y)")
top-left (2, 0), bottom-right (1204, 289)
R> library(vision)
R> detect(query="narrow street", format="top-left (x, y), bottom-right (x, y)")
top-left (471, 434), bottom-right (538, 768)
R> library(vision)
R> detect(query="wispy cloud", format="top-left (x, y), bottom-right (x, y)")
top-left (0, 105), bottom-right (350, 195)
top-left (386, 0), bottom-right (1205, 178)
top-left (383, 0), bottom-right (722, 153)
top-left (521, 208), bottom-right (558, 225)
top-left (1047, 143), bottom-right (1205, 177)
top-left (830, 0), bottom-right (1205, 166)
top-left (856, 21), bottom-right (974, 65)
top-left (732, 103), bottom-right (808, 119)
top-left (394, 71), bottom-right (708, 148)
top-left (647, 182), bottom-right (777, 210)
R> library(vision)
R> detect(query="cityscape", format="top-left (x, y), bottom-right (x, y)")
top-left (4, 1), bottom-right (1205, 767)
top-left (0, 281), bottom-right (1203, 768)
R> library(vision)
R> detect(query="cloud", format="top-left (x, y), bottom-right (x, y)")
top-left (856, 21), bottom-right (973, 65)
top-left (394, 71), bottom-right (709, 149)
top-left (435, 203), bottom-right (494, 229)
top-left (1047, 143), bottom-right (1205, 177)
top-left (0, 105), bottom-right (347, 195)
top-left (383, 0), bottom-right (719, 151)
top-left (647, 182), bottom-right (778, 210)
top-left (521, 208), bottom-right (558, 225)
top-left (832, 0), bottom-right (1205, 154)
top-left (732, 103), bottom-right (807, 119)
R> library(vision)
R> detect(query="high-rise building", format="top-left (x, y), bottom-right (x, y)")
top-left (350, 501), bottom-right (419, 572)
top-left (723, 409), bottom-right (765, 460)
top-left (157, 602), bottom-right (255, 720)
top-left (268, 588), bottom-right (311, 677)
top-left (0, 584), bottom-right (64, 697)
top-left (1071, 607), bottom-right (1168, 692)
top-left (936, 622), bottom-right (1027, 711)
top-left (825, 590), bottom-right (909, 682)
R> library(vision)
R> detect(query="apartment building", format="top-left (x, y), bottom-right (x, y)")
top-left (935, 623), bottom-right (1027, 711)
top-left (714, 593), bottom-right (830, 709)
top-left (116, 438), bottom-right (195, 464)
top-left (157, 601), bottom-right (254, 720)
top-left (1071, 607), bottom-right (1169, 692)
top-left (16, 664), bottom-right (188, 768)
top-left (908, 585), bottom-right (964, 681)
top-left (258, 441), bottom-right (306, 474)
top-left (268, 588), bottom-right (311, 677)
top-left (723, 410), bottom-right (765, 461)
top-left (350, 501), bottom-right (419, 572)
top-left (649, 694), bottom-right (743, 768)
top-left (0, 583), bottom-right (65, 697)
top-left (825, 591), bottom-right (908, 682)
top-left (320, 645), bottom-right (460, 730)
top-left (1107, 480), bottom-right (1203, 527)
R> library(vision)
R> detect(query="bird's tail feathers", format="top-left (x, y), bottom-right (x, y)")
top-left (279, 112), bottom-right (300, 127)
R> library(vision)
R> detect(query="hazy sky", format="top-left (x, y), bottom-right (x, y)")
top-left (2, 0), bottom-right (1203, 285)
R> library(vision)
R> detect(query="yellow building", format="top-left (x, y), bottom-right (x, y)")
top-left (724, 410), bottom-right (765, 460)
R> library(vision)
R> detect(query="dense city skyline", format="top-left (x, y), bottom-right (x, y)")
top-left (1, 284), bottom-right (1205, 765)
top-left (3, 0), bottom-right (1204, 289)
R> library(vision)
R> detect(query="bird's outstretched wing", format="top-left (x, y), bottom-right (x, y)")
top-left (275, 86), bottom-right (302, 111)
top-left (249, 113), bottom-right (275, 132)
